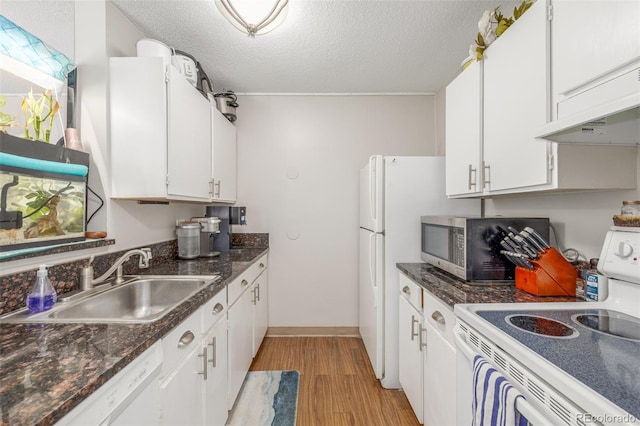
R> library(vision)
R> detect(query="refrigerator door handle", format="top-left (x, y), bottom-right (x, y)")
top-left (369, 156), bottom-right (376, 226)
top-left (369, 232), bottom-right (377, 308)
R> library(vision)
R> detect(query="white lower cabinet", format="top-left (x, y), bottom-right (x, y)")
top-left (398, 273), bottom-right (425, 424)
top-left (159, 288), bottom-right (228, 426)
top-left (423, 292), bottom-right (457, 426)
top-left (227, 277), bottom-right (254, 410)
top-left (227, 253), bottom-right (269, 409)
top-left (202, 295), bottom-right (228, 426)
top-left (251, 264), bottom-right (269, 357)
top-left (160, 345), bottom-right (203, 426)
top-left (398, 272), bottom-right (457, 425)
top-left (160, 309), bottom-right (204, 426)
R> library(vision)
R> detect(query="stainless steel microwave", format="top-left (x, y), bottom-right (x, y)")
top-left (420, 216), bottom-right (550, 282)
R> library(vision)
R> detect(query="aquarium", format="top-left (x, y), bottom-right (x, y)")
top-left (0, 134), bottom-right (88, 252)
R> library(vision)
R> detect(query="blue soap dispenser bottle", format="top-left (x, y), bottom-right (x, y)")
top-left (27, 265), bottom-right (57, 313)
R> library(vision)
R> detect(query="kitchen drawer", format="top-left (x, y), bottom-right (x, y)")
top-left (202, 288), bottom-right (227, 333)
top-left (161, 307), bottom-right (202, 377)
top-left (423, 290), bottom-right (455, 345)
top-left (399, 272), bottom-right (422, 311)
top-left (228, 254), bottom-right (268, 306)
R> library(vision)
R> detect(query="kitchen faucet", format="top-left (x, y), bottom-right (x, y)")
top-left (81, 248), bottom-right (152, 290)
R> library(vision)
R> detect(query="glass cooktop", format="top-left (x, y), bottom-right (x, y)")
top-left (476, 308), bottom-right (640, 419)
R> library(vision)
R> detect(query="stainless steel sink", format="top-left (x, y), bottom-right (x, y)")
top-left (0, 275), bottom-right (220, 324)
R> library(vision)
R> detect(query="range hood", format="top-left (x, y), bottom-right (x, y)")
top-left (537, 62), bottom-right (640, 145)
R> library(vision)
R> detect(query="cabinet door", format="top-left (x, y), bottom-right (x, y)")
top-left (160, 346), bottom-right (204, 426)
top-left (445, 60), bottom-right (483, 197)
top-left (483, 0), bottom-right (551, 192)
top-left (227, 286), bottom-right (254, 409)
top-left (167, 66), bottom-right (212, 201)
top-left (203, 317), bottom-right (228, 426)
top-left (252, 271), bottom-right (269, 357)
top-left (551, 0), bottom-right (640, 101)
top-left (423, 321), bottom-right (457, 426)
top-left (211, 108), bottom-right (237, 203)
top-left (398, 295), bottom-right (423, 423)
top-left (110, 57), bottom-right (168, 199)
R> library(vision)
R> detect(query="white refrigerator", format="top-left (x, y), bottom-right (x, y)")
top-left (358, 155), bottom-right (480, 389)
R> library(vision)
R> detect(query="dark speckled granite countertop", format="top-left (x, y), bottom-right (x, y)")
top-left (397, 262), bottom-right (579, 307)
top-left (0, 248), bottom-right (268, 426)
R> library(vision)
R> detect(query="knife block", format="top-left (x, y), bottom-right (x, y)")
top-left (515, 248), bottom-right (577, 296)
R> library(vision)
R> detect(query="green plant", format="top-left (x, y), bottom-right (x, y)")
top-left (0, 94), bottom-right (18, 133)
top-left (20, 88), bottom-right (60, 142)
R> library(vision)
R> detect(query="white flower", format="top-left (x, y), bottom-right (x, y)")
top-left (478, 9), bottom-right (497, 46)
top-left (468, 43), bottom-right (477, 58)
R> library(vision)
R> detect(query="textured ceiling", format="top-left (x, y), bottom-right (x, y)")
top-left (113, 0), bottom-right (520, 94)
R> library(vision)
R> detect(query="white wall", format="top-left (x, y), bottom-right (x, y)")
top-left (235, 95), bottom-right (436, 326)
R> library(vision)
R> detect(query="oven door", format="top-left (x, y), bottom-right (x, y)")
top-left (454, 320), bottom-right (584, 426)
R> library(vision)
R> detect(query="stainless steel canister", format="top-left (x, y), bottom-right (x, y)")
top-left (176, 221), bottom-right (201, 259)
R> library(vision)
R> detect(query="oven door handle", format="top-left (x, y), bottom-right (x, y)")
top-left (454, 328), bottom-right (553, 426)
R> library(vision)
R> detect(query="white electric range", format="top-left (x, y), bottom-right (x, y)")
top-left (455, 226), bottom-right (640, 426)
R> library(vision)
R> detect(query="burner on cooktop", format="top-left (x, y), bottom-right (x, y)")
top-left (506, 314), bottom-right (578, 338)
top-left (572, 313), bottom-right (640, 341)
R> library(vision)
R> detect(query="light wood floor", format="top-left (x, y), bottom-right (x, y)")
top-left (249, 336), bottom-right (421, 426)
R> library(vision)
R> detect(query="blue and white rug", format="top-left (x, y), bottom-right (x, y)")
top-left (227, 370), bottom-right (299, 426)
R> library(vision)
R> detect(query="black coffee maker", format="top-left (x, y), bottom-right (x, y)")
top-left (205, 206), bottom-right (246, 252)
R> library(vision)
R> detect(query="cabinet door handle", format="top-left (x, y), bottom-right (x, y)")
top-left (198, 347), bottom-right (208, 380)
top-left (482, 161), bottom-right (491, 188)
top-left (241, 279), bottom-right (249, 287)
top-left (468, 164), bottom-right (477, 190)
top-left (214, 180), bottom-right (221, 198)
top-left (402, 286), bottom-right (411, 296)
top-left (419, 326), bottom-right (427, 351)
top-left (208, 337), bottom-right (217, 368)
top-left (252, 286), bottom-right (257, 305)
top-left (208, 179), bottom-right (215, 197)
top-left (431, 311), bottom-right (446, 325)
top-left (177, 330), bottom-right (195, 348)
top-left (256, 283), bottom-right (261, 302)
top-left (410, 315), bottom-right (420, 341)
top-left (212, 303), bottom-right (224, 315)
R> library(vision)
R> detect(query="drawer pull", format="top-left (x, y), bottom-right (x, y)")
top-left (259, 262), bottom-right (265, 268)
top-left (431, 311), bottom-right (446, 325)
top-left (241, 279), bottom-right (249, 287)
top-left (402, 286), bottom-right (411, 296)
top-left (212, 303), bottom-right (224, 314)
top-left (178, 330), bottom-right (195, 348)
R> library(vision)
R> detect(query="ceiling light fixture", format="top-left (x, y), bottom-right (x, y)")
top-left (215, 0), bottom-right (289, 37)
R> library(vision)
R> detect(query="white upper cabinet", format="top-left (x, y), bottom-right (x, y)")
top-left (551, 0), bottom-right (640, 104)
top-left (482, 0), bottom-right (550, 192)
top-left (445, 60), bottom-right (483, 197)
top-left (110, 57), bottom-right (212, 202)
top-left (211, 107), bottom-right (237, 203)
top-left (445, 0), bottom-right (637, 198)
top-left (167, 67), bottom-right (212, 201)
top-left (541, 0), bottom-right (640, 144)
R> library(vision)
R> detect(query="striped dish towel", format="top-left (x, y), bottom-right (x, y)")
top-left (472, 354), bottom-right (529, 426)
